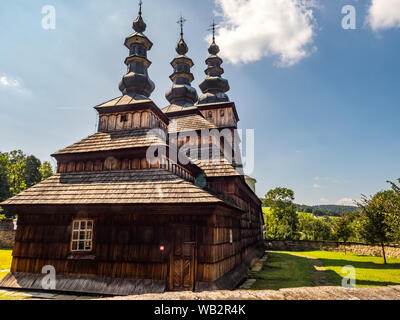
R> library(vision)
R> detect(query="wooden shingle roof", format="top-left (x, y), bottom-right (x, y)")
top-left (168, 114), bottom-right (216, 133)
top-left (95, 96), bottom-right (153, 109)
top-left (162, 104), bottom-right (198, 114)
top-left (52, 129), bottom-right (166, 156)
top-left (1, 169), bottom-right (224, 206)
top-left (195, 158), bottom-right (242, 177)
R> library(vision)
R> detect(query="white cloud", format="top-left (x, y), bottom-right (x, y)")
top-left (0, 75), bottom-right (20, 88)
top-left (319, 197), bottom-right (329, 203)
top-left (0, 73), bottom-right (31, 96)
top-left (336, 198), bottom-right (357, 206)
top-left (212, 0), bottom-right (318, 66)
top-left (313, 183), bottom-right (321, 189)
top-left (366, 0), bottom-right (400, 31)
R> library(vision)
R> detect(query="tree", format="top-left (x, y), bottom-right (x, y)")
top-left (333, 215), bottom-right (353, 254)
top-left (357, 190), bottom-right (396, 264)
top-left (263, 208), bottom-right (278, 240)
top-left (24, 155), bottom-right (42, 188)
top-left (39, 161), bottom-right (54, 181)
top-left (263, 187), bottom-right (298, 240)
top-left (297, 212), bottom-right (332, 241)
top-left (385, 179), bottom-right (400, 243)
top-left (7, 150), bottom-right (27, 197)
top-left (297, 212), bottom-right (315, 240)
top-left (0, 153), bottom-right (11, 202)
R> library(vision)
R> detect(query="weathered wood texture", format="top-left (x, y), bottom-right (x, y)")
top-left (0, 272), bottom-right (166, 296)
top-left (56, 159), bottom-right (196, 183)
top-left (11, 213), bottom-right (229, 282)
top-left (98, 111), bottom-right (167, 133)
top-left (53, 129), bottom-right (166, 156)
top-left (2, 170), bottom-right (221, 206)
top-left (168, 114), bottom-right (217, 133)
top-left (199, 107), bottom-right (237, 128)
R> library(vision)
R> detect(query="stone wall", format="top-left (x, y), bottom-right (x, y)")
top-left (0, 230), bottom-right (15, 249)
top-left (266, 240), bottom-right (400, 259)
top-left (0, 220), bottom-right (15, 248)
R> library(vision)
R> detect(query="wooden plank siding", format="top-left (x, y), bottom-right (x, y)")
top-left (10, 212), bottom-right (246, 285)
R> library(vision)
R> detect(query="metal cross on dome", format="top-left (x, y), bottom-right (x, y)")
top-left (208, 21), bottom-right (220, 42)
top-left (139, 0), bottom-right (143, 15)
top-left (177, 16), bottom-right (187, 39)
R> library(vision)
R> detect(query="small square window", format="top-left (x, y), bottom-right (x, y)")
top-left (207, 111), bottom-right (212, 119)
top-left (120, 115), bottom-right (128, 122)
top-left (71, 219), bottom-right (94, 252)
top-left (220, 110), bottom-right (225, 117)
top-left (229, 229), bottom-right (233, 244)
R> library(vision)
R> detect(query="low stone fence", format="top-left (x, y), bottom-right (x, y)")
top-left (266, 240), bottom-right (400, 259)
top-left (0, 220), bottom-right (15, 249)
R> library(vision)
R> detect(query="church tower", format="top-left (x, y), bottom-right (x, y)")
top-left (196, 23), bottom-right (239, 131)
top-left (95, 3), bottom-right (169, 134)
top-left (198, 23), bottom-right (230, 105)
top-left (119, 1), bottom-right (155, 99)
top-left (165, 17), bottom-right (198, 108)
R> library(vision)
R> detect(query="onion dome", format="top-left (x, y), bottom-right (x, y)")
top-left (198, 23), bottom-right (230, 105)
top-left (119, 1), bottom-right (155, 100)
top-left (165, 17), bottom-right (198, 108)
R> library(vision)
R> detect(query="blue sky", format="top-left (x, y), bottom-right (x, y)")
top-left (0, 0), bottom-right (399, 205)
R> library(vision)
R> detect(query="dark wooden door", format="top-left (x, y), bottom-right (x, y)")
top-left (169, 225), bottom-right (197, 291)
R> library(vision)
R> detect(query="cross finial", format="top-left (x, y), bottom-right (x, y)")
top-left (177, 16), bottom-right (186, 40)
top-left (208, 21), bottom-right (218, 43)
top-left (139, 0), bottom-right (143, 16)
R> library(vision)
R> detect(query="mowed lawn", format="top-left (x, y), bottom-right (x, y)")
top-left (252, 251), bottom-right (400, 290)
top-left (0, 249), bottom-right (12, 280)
top-left (0, 250), bottom-right (30, 300)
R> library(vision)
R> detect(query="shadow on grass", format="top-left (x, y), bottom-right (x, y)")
top-left (317, 258), bottom-right (400, 270)
top-left (251, 251), bottom-right (400, 290)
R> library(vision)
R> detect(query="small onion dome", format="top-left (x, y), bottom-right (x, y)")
top-left (208, 41), bottom-right (220, 55)
top-left (198, 39), bottom-right (230, 105)
top-left (119, 6), bottom-right (154, 99)
top-left (133, 13), bottom-right (146, 33)
top-left (166, 27), bottom-right (198, 107)
top-left (176, 38), bottom-right (189, 56)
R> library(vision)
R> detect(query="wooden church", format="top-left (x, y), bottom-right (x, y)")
top-left (0, 5), bottom-right (264, 296)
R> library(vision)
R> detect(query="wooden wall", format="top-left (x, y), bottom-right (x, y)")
top-left (199, 107), bottom-right (237, 128)
top-left (197, 214), bottom-right (242, 282)
top-left (11, 211), bottom-right (244, 285)
top-left (57, 157), bottom-right (195, 183)
top-left (98, 111), bottom-right (167, 133)
top-left (207, 176), bottom-right (264, 270)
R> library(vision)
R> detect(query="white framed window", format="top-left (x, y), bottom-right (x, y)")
top-left (71, 219), bottom-right (94, 252)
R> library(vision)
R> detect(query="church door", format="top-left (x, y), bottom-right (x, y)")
top-left (169, 224), bottom-right (197, 291)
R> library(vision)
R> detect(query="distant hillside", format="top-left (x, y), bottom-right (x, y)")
top-left (295, 204), bottom-right (358, 217)
top-left (260, 199), bottom-right (358, 217)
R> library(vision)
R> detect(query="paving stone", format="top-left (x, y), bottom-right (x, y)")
top-left (29, 292), bottom-right (58, 299)
top-left (239, 279), bottom-right (257, 290)
top-left (52, 294), bottom-right (81, 300)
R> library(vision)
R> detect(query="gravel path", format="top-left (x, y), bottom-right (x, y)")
top-left (1, 284), bottom-right (400, 300)
top-left (100, 286), bottom-right (400, 300)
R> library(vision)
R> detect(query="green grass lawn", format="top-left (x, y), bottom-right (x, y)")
top-left (251, 251), bottom-right (313, 290)
top-left (0, 249), bottom-right (12, 280)
top-left (252, 250), bottom-right (400, 290)
top-left (294, 251), bottom-right (400, 287)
